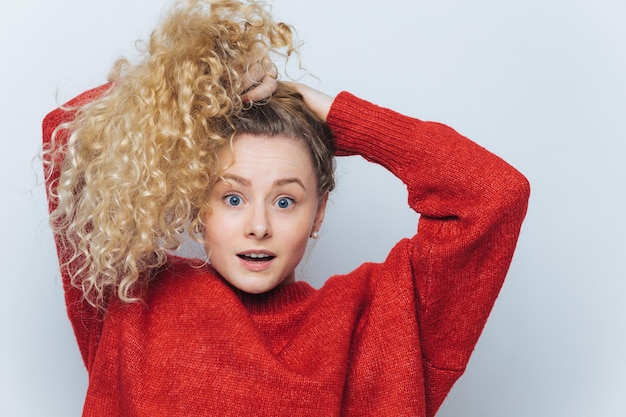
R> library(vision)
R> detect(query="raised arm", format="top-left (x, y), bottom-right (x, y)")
top-left (42, 84), bottom-right (112, 368)
top-left (324, 91), bottom-right (530, 415)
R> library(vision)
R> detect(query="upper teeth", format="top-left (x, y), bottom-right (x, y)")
top-left (244, 253), bottom-right (270, 259)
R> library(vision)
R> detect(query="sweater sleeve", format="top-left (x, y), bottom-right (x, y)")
top-left (42, 84), bottom-right (112, 369)
top-left (326, 92), bottom-right (530, 415)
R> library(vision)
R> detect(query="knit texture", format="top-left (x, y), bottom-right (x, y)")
top-left (43, 88), bottom-right (530, 417)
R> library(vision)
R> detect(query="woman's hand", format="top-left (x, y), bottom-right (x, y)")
top-left (283, 82), bottom-right (334, 122)
top-left (240, 65), bottom-right (334, 123)
top-left (241, 76), bottom-right (278, 103)
top-left (241, 61), bottom-right (278, 103)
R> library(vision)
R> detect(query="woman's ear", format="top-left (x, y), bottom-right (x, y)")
top-left (312, 192), bottom-right (329, 233)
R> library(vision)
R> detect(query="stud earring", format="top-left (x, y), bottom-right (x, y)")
top-left (311, 231), bottom-right (320, 239)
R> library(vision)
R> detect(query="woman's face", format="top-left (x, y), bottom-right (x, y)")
top-left (203, 133), bottom-right (327, 294)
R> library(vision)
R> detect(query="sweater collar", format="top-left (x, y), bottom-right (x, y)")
top-left (234, 281), bottom-right (316, 315)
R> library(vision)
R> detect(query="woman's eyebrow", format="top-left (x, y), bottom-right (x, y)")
top-left (273, 178), bottom-right (306, 190)
top-left (221, 174), bottom-right (305, 190)
top-left (222, 174), bottom-right (250, 186)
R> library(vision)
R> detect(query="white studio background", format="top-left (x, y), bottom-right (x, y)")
top-left (1, 0), bottom-right (625, 416)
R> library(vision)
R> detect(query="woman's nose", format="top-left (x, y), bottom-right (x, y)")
top-left (245, 204), bottom-right (272, 239)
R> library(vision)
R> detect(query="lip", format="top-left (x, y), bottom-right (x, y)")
top-left (237, 250), bottom-right (276, 272)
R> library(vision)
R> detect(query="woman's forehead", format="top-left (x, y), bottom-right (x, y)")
top-left (219, 133), bottom-right (315, 181)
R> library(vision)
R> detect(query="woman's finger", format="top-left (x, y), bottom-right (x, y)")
top-left (242, 73), bottom-right (278, 102)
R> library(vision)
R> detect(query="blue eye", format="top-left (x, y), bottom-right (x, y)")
top-left (275, 197), bottom-right (294, 209)
top-left (225, 195), bottom-right (242, 207)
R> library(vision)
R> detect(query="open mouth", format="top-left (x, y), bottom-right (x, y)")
top-left (237, 253), bottom-right (276, 262)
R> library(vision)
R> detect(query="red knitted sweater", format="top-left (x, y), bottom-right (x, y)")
top-left (43, 87), bottom-right (529, 417)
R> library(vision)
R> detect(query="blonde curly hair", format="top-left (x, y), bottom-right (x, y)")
top-left (46, 0), bottom-right (304, 310)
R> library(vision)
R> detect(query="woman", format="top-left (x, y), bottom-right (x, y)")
top-left (43, 0), bottom-right (529, 415)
